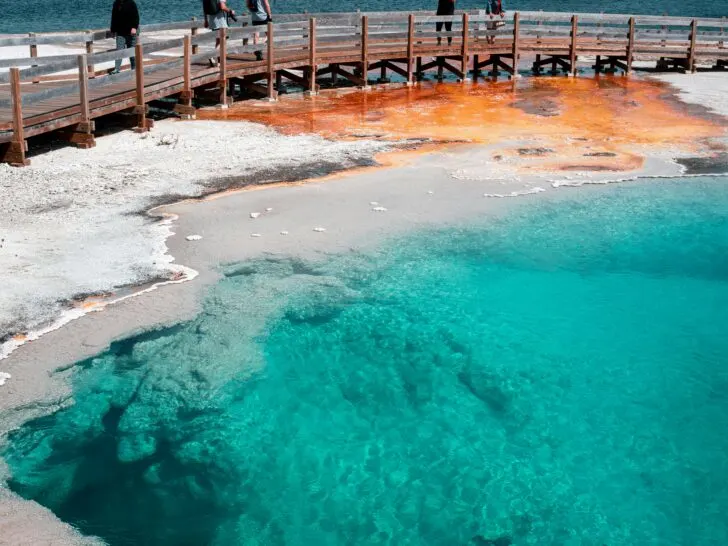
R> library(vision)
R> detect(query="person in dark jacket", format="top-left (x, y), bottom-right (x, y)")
top-left (486, 0), bottom-right (505, 44)
top-left (436, 0), bottom-right (455, 46)
top-left (110, 0), bottom-right (140, 74)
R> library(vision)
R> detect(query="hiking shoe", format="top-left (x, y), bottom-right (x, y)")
top-left (255, 51), bottom-right (263, 61)
top-left (208, 57), bottom-right (218, 67)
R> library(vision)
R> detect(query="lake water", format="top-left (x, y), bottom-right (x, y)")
top-left (0, 0), bottom-right (725, 34)
top-left (4, 176), bottom-right (728, 546)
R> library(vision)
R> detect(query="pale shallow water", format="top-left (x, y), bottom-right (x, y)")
top-left (3, 176), bottom-right (728, 546)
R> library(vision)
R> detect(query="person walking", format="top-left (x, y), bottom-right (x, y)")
top-left (247, 0), bottom-right (272, 61)
top-left (436, 0), bottom-right (455, 46)
top-left (203, 0), bottom-right (236, 66)
top-left (110, 0), bottom-right (139, 74)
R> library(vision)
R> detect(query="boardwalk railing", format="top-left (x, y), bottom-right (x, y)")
top-left (1, 10), bottom-right (726, 165)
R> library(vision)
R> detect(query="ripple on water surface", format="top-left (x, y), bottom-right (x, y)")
top-left (3, 177), bottom-right (728, 546)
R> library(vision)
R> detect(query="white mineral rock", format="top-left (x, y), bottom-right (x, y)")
top-left (0, 372), bottom-right (11, 386)
top-left (313, 227), bottom-right (326, 232)
top-left (372, 206), bottom-right (388, 212)
top-left (185, 234), bottom-right (203, 241)
top-left (251, 233), bottom-right (262, 238)
top-left (250, 212), bottom-right (261, 219)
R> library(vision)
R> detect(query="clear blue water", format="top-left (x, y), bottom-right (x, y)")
top-left (3, 177), bottom-right (728, 546)
top-left (1, 0), bottom-right (725, 34)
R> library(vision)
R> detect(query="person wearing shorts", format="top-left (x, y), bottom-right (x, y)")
top-left (248, 0), bottom-right (272, 60)
top-left (436, 0), bottom-right (455, 46)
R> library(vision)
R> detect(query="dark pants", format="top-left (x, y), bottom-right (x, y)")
top-left (436, 18), bottom-right (453, 45)
top-left (115, 34), bottom-right (137, 72)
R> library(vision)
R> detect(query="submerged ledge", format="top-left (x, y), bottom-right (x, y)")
top-left (0, 71), bottom-right (727, 544)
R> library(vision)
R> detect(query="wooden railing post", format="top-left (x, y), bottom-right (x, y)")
top-left (183, 35), bottom-right (192, 106)
top-left (511, 12), bottom-right (520, 77)
top-left (77, 55), bottom-right (91, 126)
top-left (219, 28), bottom-right (228, 105)
top-left (28, 33), bottom-right (37, 59)
top-left (407, 14), bottom-right (415, 84)
top-left (85, 32), bottom-right (95, 78)
top-left (627, 17), bottom-right (635, 74)
top-left (266, 22), bottom-right (276, 100)
top-left (191, 17), bottom-right (199, 55)
top-left (569, 15), bottom-right (578, 76)
top-left (307, 17), bottom-right (317, 94)
top-left (29, 33), bottom-right (40, 84)
top-left (134, 42), bottom-right (148, 132)
top-left (688, 19), bottom-right (697, 72)
top-left (461, 13), bottom-right (470, 82)
top-left (70, 54), bottom-right (96, 148)
top-left (6, 68), bottom-right (29, 166)
top-left (360, 15), bottom-right (369, 88)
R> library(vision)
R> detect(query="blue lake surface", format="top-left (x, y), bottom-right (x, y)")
top-left (0, 0), bottom-right (725, 34)
top-left (3, 176), bottom-right (728, 545)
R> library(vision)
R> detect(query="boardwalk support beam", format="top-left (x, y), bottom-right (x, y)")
top-left (266, 22), bottom-right (277, 100)
top-left (460, 13), bottom-right (470, 82)
top-left (688, 19), bottom-right (697, 73)
top-left (60, 55), bottom-right (96, 148)
top-left (361, 16), bottom-right (370, 89)
top-left (133, 43), bottom-right (152, 132)
top-left (406, 14), bottom-right (415, 84)
top-left (175, 35), bottom-right (196, 117)
top-left (569, 15), bottom-right (578, 77)
top-left (219, 28), bottom-right (229, 105)
top-left (306, 18), bottom-right (318, 95)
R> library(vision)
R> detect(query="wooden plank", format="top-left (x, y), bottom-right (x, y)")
top-left (22, 82), bottom-right (80, 106)
top-left (0, 32), bottom-right (92, 47)
top-left (17, 57), bottom-right (80, 81)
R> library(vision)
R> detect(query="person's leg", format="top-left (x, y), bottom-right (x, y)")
top-left (128, 34), bottom-right (137, 70)
top-left (445, 21), bottom-right (452, 45)
top-left (436, 21), bottom-right (444, 46)
top-left (114, 35), bottom-right (125, 72)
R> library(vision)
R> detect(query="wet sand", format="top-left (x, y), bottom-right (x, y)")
top-left (200, 77), bottom-right (726, 174)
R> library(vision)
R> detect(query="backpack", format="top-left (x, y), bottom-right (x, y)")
top-left (203, 0), bottom-right (219, 16)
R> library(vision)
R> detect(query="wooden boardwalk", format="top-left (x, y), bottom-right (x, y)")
top-left (1, 10), bottom-right (726, 165)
